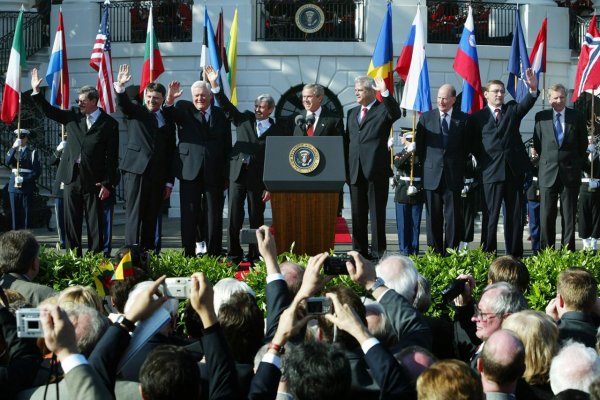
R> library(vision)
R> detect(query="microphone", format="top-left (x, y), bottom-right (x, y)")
top-left (295, 115), bottom-right (306, 128)
top-left (306, 113), bottom-right (316, 127)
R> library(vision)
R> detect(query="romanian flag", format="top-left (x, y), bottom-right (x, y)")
top-left (139, 5), bottom-right (165, 95)
top-left (112, 250), bottom-right (134, 280)
top-left (367, 2), bottom-right (393, 101)
top-left (93, 262), bottom-right (115, 296)
top-left (1, 6), bottom-right (25, 124)
top-left (227, 8), bottom-right (238, 105)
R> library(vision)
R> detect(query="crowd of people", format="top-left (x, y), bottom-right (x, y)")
top-left (1, 226), bottom-right (600, 399)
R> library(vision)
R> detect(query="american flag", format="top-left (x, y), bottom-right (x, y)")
top-left (89, 0), bottom-right (116, 113)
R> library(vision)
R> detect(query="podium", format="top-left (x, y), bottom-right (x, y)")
top-left (264, 136), bottom-right (345, 256)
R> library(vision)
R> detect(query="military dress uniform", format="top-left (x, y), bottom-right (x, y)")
top-left (460, 154), bottom-right (481, 248)
top-left (526, 150), bottom-right (541, 255)
top-left (5, 134), bottom-right (41, 230)
top-left (393, 148), bottom-right (424, 255)
top-left (578, 146), bottom-right (600, 250)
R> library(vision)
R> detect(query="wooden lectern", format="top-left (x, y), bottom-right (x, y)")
top-left (263, 136), bottom-right (345, 256)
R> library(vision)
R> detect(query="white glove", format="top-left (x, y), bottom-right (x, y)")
top-left (471, 154), bottom-right (477, 169)
top-left (57, 140), bottom-right (67, 152)
top-left (15, 176), bottom-right (24, 184)
top-left (387, 137), bottom-right (394, 149)
top-left (406, 142), bottom-right (416, 153)
top-left (588, 144), bottom-right (596, 154)
top-left (12, 138), bottom-right (21, 148)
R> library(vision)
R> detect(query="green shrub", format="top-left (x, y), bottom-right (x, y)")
top-left (36, 247), bottom-right (600, 317)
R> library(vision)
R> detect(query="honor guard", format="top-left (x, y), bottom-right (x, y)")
top-left (526, 145), bottom-right (541, 255)
top-left (392, 132), bottom-right (424, 255)
top-left (5, 129), bottom-right (41, 230)
top-left (460, 154), bottom-right (481, 250)
top-left (578, 136), bottom-right (600, 250)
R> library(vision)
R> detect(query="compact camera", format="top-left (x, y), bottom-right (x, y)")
top-left (440, 278), bottom-right (468, 303)
top-left (16, 308), bottom-right (44, 338)
top-left (323, 255), bottom-right (354, 275)
top-left (240, 228), bottom-right (258, 245)
top-left (306, 297), bottom-right (333, 315)
top-left (163, 277), bottom-right (192, 299)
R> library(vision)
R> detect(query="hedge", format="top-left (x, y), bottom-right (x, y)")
top-left (36, 247), bottom-right (600, 317)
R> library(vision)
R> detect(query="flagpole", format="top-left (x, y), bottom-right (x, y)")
top-left (390, 127), bottom-right (394, 170)
top-left (15, 68), bottom-right (22, 189)
top-left (591, 89), bottom-right (596, 189)
top-left (149, 6), bottom-right (153, 83)
top-left (409, 111), bottom-right (417, 185)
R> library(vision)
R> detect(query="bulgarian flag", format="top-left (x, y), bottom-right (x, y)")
top-left (139, 6), bottom-right (164, 96)
top-left (1, 7), bottom-right (26, 124)
top-left (113, 250), bottom-right (134, 280)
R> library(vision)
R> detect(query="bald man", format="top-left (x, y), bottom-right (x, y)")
top-left (477, 329), bottom-right (525, 397)
top-left (416, 84), bottom-right (469, 255)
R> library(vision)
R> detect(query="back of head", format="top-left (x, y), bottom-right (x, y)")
top-left (395, 345), bottom-right (438, 383)
top-left (140, 345), bottom-right (200, 400)
top-left (502, 310), bottom-right (558, 385)
top-left (417, 359), bottom-right (482, 400)
top-left (63, 303), bottom-right (109, 357)
top-left (218, 291), bottom-right (264, 364)
top-left (58, 285), bottom-right (103, 312)
top-left (284, 341), bottom-right (351, 400)
top-left (280, 262), bottom-right (304, 297)
top-left (114, 245), bottom-right (149, 271)
top-left (413, 274), bottom-right (432, 313)
top-left (482, 282), bottom-right (528, 316)
top-left (557, 267), bottom-right (598, 312)
top-left (317, 285), bottom-right (366, 349)
top-left (213, 278), bottom-right (255, 316)
top-left (488, 255), bottom-right (530, 293)
top-left (375, 255), bottom-right (418, 302)
top-left (550, 341), bottom-right (600, 394)
top-left (480, 329), bottom-right (526, 386)
top-left (0, 230), bottom-right (39, 275)
top-left (363, 299), bottom-right (395, 348)
top-left (109, 267), bottom-right (148, 313)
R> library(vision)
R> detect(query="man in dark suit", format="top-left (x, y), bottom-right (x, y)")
top-left (467, 69), bottom-right (538, 257)
top-left (416, 84), bottom-right (468, 255)
top-left (345, 76), bottom-right (401, 260)
top-left (164, 80), bottom-right (232, 257)
top-left (31, 68), bottom-right (119, 255)
top-left (533, 83), bottom-right (588, 251)
top-left (114, 64), bottom-right (176, 251)
top-left (293, 83), bottom-right (344, 137)
top-left (206, 66), bottom-right (277, 263)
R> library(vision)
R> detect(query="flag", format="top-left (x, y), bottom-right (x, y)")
top-left (203, 7), bottom-right (225, 105)
top-left (227, 8), bottom-right (238, 105)
top-left (1, 7), bottom-right (26, 124)
top-left (199, 8), bottom-right (209, 76)
top-left (529, 17), bottom-right (547, 83)
top-left (395, 16), bottom-right (415, 81)
top-left (140, 6), bottom-right (165, 96)
top-left (572, 16), bottom-right (600, 102)
top-left (453, 5), bottom-right (484, 114)
top-left (507, 9), bottom-right (531, 102)
top-left (215, 9), bottom-right (231, 98)
top-left (367, 2), bottom-right (393, 101)
top-left (45, 8), bottom-right (69, 109)
top-left (112, 250), bottom-right (134, 280)
top-left (89, 0), bottom-right (116, 114)
top-left (399, 7), bottom-right (431, 112)
top-left (93, 261), bottom-right (115, 296)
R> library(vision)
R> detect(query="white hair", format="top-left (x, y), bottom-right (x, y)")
top-left (213, 278), bottom-right (255, 316)
top-left (550, 341), bottom-right (600, 394)
top-left (190, 80), bottom-right (211, 94)
top-left (375, 255), bottom-right (418, 302)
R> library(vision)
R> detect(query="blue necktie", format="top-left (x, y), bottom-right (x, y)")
top-left (555, 113), bottom-right (564, 146)
top-left (441, 113), bottom-right (449, 148)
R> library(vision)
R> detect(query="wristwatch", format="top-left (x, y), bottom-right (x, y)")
top-left (368, 277), bottom-right (386, 294)
top-left (115, 315), bottom-right (136, 332)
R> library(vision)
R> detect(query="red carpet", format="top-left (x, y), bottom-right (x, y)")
top-left (335, 217), bottom-right (352, 244)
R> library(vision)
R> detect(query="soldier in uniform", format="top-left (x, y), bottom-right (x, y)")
top-left (527, 145), bottom-right (541, 255)
top-left (5, 129), bottom-right (41, 230)
top-left (459, 154), bottom-right (480, 250)
top-left (393, 132), bottom-right (424, 255)
top-left (578, 136), bottom-right (600, 250)
top-left (48, 139), bottom-right (66, 248)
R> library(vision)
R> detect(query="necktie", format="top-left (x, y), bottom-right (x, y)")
top-left (555, 112), bottom-right (564, 146)
top-left (494, 108), bottom-right (501, 124)
top-left (154, 112), bottom-right (164, 128)
top-left (86, 115), bottom-right (93, 130)
top-left (306, 115), bottom-right (314, 136)
top-left (257, 121), bottom-right (264, 137)
top-left (359, 107), bottom-right (368, 125)
top-left (200, 111), bottom-right (207, 125)
top-left (441, 113), bottom-right (449, 148)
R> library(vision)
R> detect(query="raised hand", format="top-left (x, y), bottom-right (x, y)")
top-left (204, 65), bottom-right (219, 87)
top-left (31, 68), bottom-right (43, 93)
top-left (40, 304), bottom-right (78, 361)
top-left (324, 292), bottom-right (371, 343)
top-left (166, 80), bottom-right (183, 105)
top-left (524, 68), bottom-right (538, 92)
top-left (117, 64), bottom-right (131, 86)
top-left (190, 272), bottom-right (217, 328)
top-left (373, 76), bottom-right (387, 93)
top-left (296, 252), bottom-right (332, 299)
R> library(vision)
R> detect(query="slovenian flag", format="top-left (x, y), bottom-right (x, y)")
top-left (507, 9), bottom-right (531, 102)
top-left (453, 6), bottom-right (484, 114)
top-left (529, 17), bottom-right (547, 83)
top-left (1, 7), bottom-right (26, 124)
top-left (399, 7), bottom-right (431, 112)
top-left (139, 6), bottom-right (165, 96)
top-left (46, 8), bottom-right (70, 109)
top-left (367, 2), bottom-right (393, 101)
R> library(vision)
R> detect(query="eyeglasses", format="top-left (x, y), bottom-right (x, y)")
top-left (75, 98), bottom-right (88, 105)
top-left (473, 308), bottom-right (498, 322)
top-left (488, 89), bottom-right (505, 94)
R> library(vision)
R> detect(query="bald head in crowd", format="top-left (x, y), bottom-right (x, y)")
top-left (478, 329), bottom-right (526, 394)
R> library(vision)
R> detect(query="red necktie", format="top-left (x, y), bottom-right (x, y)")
top-left (307, 124), bottom-right (314, 136)
top-left (360, 107), bottom-right (368, 125)
top-left (494, 108), bottom-right (501, 124)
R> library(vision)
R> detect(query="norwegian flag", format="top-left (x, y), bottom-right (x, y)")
top-left (573, 16), bottom-right (600, 103)
top-left (89, 0), bottom-right (116, 113)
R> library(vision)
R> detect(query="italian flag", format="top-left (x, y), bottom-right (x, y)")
top-left (139, 7), bottom-right (164, 96)
top-left (1, 8), bottom-right (26, 124)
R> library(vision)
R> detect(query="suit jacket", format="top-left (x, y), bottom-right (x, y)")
top-left (264, 279), bottom-right (291, 342)
top-left (213, 90), bottom-right (279, 188)
top-left (163, 101), bottom-right (232, 185)
top-left (345, 95), bottom-right (402, 182)
top-left (557, 311), bottom-right (599, 348)
top-left (468, 93), bottom-right (538, 184)
top-left (533, 107), bottom-right (587, 188)
top-left (293, 109), bottom-right (344, 137)
top-left (116, 91), bottom-right (176, 185)
top-left (31, 93), bottom-right (119, 191)
top-left (416, 109), bottom-right (469, 191)
top-left (0, 273), bottom-right (57, 306)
